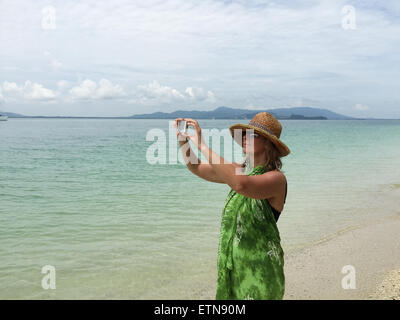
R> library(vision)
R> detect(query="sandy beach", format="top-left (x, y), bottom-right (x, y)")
top-left (283, 214), bottom-right (400, 299)
top-left (196, 213), bottom-right (400, 300)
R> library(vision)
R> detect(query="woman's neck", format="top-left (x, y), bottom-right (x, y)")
top-left (246, 152), bottom-right (269, 168)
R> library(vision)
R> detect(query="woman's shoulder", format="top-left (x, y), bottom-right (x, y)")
top-left (264, 168), bottom-right (286, 179)
top-left (276, 170), bottom-right (287, 182)
top-left (262, 169), bottom-right (287, 189)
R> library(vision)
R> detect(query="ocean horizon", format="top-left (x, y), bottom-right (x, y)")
top-left (1, 118), bottom-right (400, 299)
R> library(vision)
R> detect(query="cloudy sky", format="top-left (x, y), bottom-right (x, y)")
top-left (0, 0), bottom-right (399, 118)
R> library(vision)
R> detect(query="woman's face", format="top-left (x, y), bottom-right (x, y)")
top-left (242, 131), bottom-right (268, 155)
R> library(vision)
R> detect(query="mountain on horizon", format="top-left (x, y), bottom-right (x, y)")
top-left (0, 106), bottom-right (355, 120)
top-left (129, 106), bottom-right (355, 120)
top-left (0, 111), bottom-right (27, 118)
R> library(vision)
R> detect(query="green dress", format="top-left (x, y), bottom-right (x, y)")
top-left (215, 164), bottom-right (285, 300)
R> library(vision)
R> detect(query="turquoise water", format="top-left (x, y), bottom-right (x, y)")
top-left (1, 118), bottom-right (400, 299)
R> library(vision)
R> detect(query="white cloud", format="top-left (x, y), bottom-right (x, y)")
top-left (137, 80), bottom-right (216, 105)
top-left (69, 79), bottom-right (97, 99)
top-left (69, 78), bottom-right (126, 100)
top-left (185, 87), bottom-right (216, 102)
top-left (2, 79), bottom-right (126, 104)
top-left (3, 81), bottom-right (22, 92)
top-left (2, 81), bottom-right (56, 101)
top-left (96, 79), bottom-right (126, 99)
top-left (354, 103), bottom-right (369, 111)
top-left (137, 80), bottom-right (185, 102)
top-left (24, 81), bottom-right (56, 100)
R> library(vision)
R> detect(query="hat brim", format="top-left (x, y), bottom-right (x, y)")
top-left (229, 124), bottom-right (291, 157)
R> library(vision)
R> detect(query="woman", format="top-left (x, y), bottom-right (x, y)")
top-left (174, 112), bottom-right (290, 300)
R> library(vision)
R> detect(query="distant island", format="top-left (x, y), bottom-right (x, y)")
top-left (128, 106), bottom-right (357, 120)
top-left (0, 106), bottom-right (357, 120)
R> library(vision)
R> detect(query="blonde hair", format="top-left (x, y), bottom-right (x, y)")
top-left (241, 137), bottom-right (283, 172)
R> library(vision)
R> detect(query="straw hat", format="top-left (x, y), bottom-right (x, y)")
top-left (229, 112), bottom-right (290, 157)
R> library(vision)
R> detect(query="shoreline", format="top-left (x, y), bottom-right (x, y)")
top-left (283, 214), bottom-right (400, 299)
top-left (195, 213), bottom-right (400, 300)
top-left (283, 213), bottom-right (400, 255)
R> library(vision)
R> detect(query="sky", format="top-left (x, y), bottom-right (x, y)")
top-left (0, 0), bottom-right (399, 118)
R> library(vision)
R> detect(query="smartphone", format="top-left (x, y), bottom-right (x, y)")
top-left (178, 120), bottom-right (187, 133)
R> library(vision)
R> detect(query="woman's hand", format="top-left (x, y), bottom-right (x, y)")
top-left (173, 118), bottom-right (204, 149)
top-left (182, 118), bottom-right (203, 149)
top-left (173, 118), bottom-right (189, 143)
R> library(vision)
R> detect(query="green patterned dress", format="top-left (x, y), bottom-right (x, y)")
top-left (215, 164), bottom-right (285, 300)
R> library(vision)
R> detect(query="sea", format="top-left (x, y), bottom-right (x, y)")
top-left (1, 118), bottom-right (400, 299)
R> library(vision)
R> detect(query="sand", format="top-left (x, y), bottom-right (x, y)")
top-left (283, 215), bottom-right (400, 300)
top-left (196, 214), bottom-right (400, 300)
top-left (371, 268), bottom-right (400, 300)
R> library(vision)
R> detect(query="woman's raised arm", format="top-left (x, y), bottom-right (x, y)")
top-left (175, 118), bottom-right (241, 184)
